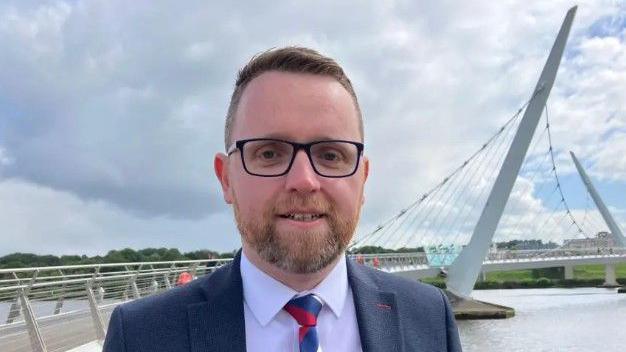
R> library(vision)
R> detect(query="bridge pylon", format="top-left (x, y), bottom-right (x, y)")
top-left (446, 7), bottom-right (578, 298)
top-left (570, 151), bottom-right (625, 247)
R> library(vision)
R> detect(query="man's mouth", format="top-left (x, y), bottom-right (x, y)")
top-left (278, 213), bottom-right (325, 222)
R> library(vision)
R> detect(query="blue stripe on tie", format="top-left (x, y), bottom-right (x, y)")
top-left (300, 327), bottom-right (319, 352)
top-left (284, 294), bottom-right (323, 352)
top-left (288, 295), bottom-right (322, 316)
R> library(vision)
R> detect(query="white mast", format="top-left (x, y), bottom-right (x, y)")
top-left (446, 7), bottom-right (577, 297)
top-left (570, 151), bottom-right (625, 247)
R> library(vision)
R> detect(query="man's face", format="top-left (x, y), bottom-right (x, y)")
top-left (215, 71), bottom-right (368, 274)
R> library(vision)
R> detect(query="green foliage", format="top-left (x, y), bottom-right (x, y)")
top-left (0, 247), bottom-right (237, 269)
top-left (218, 251), bottom-right (237, 259)
top-left (349, 246), bottom-right (394, 254)
top-left (555, 278), bottom-right (604, 287)
top-left (473, 280), bottom-right (501, 289)
top-left (0, 253), bottom-right (62, 268)
top-left (486, 270), bottom-right (533, 281)
top-left (531, 267), bottom-right (564, 279)
top-left (349, 246), bottom-right (423, 254)
top-left (486, 264), bottom-right (626, 282)
top-left (183, 250), bottom-right (220, 260)
top-left (536, 277), bottom-right (552, 287)
top-left (469, 277), bottom-right (617, 290)
top-left (420, 277), bottom-right (446, 289)
top-left (495, 239), bottom-right (558, 250)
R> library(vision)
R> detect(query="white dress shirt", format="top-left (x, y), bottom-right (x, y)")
top-left (240, 251), bottom-right (363, 352)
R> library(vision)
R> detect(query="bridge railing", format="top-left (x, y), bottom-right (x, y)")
top-left (0, 258), bottom-right (231, 352)
top-left (348, 252), bottom-right (430, 271)
top-left (484, 247), bottom-right (626, 262)
top-left (348, 248), bottom-right (626, 271)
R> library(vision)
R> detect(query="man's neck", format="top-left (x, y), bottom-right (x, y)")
top-left (242, 244), bottom-right (341, 292)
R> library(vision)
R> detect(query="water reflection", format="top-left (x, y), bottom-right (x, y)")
top-left (459, 288), bottom-right (626, 352)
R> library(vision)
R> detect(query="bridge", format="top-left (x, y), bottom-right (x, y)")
top-left (2, 246), bottom-right (625, 352)
top-left (359, 249), bottom-right (626, 284)
top-left (1, 5), bottom-right (625, 352)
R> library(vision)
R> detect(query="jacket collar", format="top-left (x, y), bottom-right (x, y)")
top-left (188, 251), bottom-right (246, 352)
top-left (186, 252), bottom-right (402, 352)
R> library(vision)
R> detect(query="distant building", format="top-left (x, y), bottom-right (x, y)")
top-left (562, 231), bottom-right (617, 249)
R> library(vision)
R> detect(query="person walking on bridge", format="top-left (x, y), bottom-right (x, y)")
top-left (103, 46), bottom-right (462, 352)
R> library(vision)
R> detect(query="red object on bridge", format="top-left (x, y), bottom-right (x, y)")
top-left (372, 257), bottom-right (380, 268)
top-left (176, 271), bottom-right (193, 286)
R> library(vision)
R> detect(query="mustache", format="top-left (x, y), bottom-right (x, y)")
top-left (272, 194), bottom-right (332, 214)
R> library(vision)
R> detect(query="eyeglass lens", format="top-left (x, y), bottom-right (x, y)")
top-left (241, 140), bottom-right (359, 177)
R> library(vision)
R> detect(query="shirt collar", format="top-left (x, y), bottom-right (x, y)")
top-left (240, 250), bottom-right (349, 327)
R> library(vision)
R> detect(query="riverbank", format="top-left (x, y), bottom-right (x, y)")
top-left (422, 263), bottom-right (626, 289)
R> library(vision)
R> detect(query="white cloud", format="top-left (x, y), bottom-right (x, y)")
top-left (0, 146), bottom-right (13, 166)
top-left (0, 0), bottom-right (624, 255)
top-left (0, 178), bottom-right (240, 255)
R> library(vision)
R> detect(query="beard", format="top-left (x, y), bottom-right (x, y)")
top-left (233, 193), bottom-right (359, 274)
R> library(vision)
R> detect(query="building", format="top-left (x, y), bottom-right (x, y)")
top-left (562, 231), bottom-right (617, 249)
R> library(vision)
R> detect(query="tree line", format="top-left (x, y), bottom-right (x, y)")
top-left (0, 239), bottom-right (557, 269)
top-left (0, 248), bottom-right (237, 270)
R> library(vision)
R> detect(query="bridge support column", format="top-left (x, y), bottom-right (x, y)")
top-left (604, 264), bottom-right (617, 286)
top-left (86, 283), bottom-right (106, 342)
top-left (6, 298), bottom-right (21, 323)
top-left (480, 271), bottom-right (487, 282)
top-left (564, 265), bottom-right (574, 280)
top-left (19, 289), bottom-right (47, 352)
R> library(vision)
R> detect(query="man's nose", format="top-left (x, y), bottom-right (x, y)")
top-left (284, 150), bottom-right (321, 193)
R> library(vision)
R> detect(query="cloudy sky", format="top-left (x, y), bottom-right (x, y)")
top-left (0, 0), bottom-right (624, 256)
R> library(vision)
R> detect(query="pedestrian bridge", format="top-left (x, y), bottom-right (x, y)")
top-left (363, 248), bottom-right (626, 284)
top-left (1, 248), bottom-right (624, 352)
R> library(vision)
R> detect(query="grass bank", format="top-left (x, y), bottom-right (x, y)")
top-left (421, 263), bottom-right (626, 289)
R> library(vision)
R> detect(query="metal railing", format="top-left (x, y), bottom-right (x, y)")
top-left (349, 248), bottom-right (626, 272)
top-left (484, 247), bottom-right (626, 263)
top-left (2, 248), bottom-right (625, 351)
top-left (349, 252), bottom-right (430, 271)
top-left (0, 259), bottom-right (231, 352)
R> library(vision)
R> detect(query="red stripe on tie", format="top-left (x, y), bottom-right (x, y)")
top-left (284, 305), bottom-right (317, 326)
top-left (299, 326), bottom-right (310, 343)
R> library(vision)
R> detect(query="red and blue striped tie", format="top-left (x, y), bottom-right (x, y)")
top-left (284, 294), bottom-right (323, 352)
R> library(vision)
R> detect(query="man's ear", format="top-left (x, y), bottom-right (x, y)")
top-left (214, 153), bottom-right (234, 204)
top-left (361, 156), bottom-right (369, 205)
top-left (363, 156), bottom-right (369, 181)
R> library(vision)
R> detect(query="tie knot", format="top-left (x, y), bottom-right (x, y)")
top-left (284, 294), bottom-right (323, 327)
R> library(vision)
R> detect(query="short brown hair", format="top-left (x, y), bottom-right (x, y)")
top-left (224, 46), bottom-right (363, 149)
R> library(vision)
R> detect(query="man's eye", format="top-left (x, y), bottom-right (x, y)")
top-left (260, 150), bottom-right (277, 159)
top-left (322, 152), bottom-right (340, 161)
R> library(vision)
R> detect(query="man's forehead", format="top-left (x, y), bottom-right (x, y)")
top-left (247, 132), bottom-right (347, 143)
top-left (232, 71), bottom-right (361, 141)
top-left (239, 71), bottom-right (352, 111)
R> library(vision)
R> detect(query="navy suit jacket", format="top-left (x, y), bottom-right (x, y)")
top-left (104, 252), bottom-right (462, 351)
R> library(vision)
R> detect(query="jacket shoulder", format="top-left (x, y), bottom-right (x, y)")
top-left (349, 262), bottom-right (444, 301)
top-left (348, 262), bottom-right (461, 351)
top-left (103, 261), bottom-right (235, 352)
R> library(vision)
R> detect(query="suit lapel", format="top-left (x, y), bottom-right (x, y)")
top-left (347, 259), bottom-right (404, 352)
top-left (188, 252), bottom-right (246, 352)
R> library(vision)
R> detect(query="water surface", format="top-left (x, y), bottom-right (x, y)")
top-left (459, 288), bottom-right (626, 352)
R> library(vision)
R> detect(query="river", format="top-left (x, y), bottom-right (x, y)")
top-left (459, 287), bottom-right (626, 351)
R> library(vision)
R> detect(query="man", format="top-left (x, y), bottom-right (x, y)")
top-left (104, 47), bottom-right (462, 352)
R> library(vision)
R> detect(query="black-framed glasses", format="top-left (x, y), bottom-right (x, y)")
top-left (227, 138), bottom-right (364, 178)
